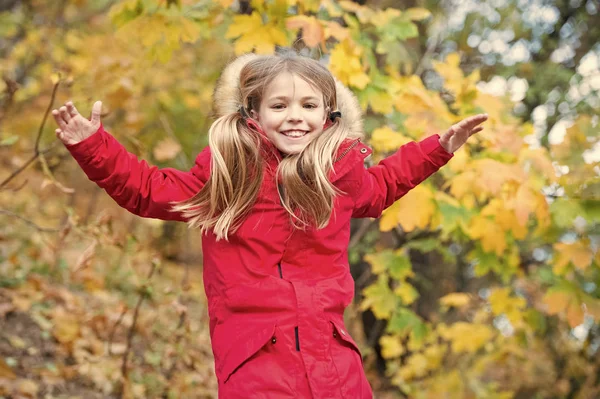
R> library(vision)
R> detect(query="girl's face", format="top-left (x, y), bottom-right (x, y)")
top-left (252, 72), bottom-right (328, 155)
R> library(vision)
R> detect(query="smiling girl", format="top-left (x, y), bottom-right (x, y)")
top-left (52, 50), bottom-right (487, 398)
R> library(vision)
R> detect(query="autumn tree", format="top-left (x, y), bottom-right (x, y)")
top-left (0, 0), bottom-right (598, 397)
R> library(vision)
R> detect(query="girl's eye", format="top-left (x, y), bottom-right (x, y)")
top-left (304, 104), bottom-right (317, 109)
top-left (272, 104), bottom-right (285, 109)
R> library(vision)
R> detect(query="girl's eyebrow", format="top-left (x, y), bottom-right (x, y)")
top-left (269, 95), bottom-right (320, 102)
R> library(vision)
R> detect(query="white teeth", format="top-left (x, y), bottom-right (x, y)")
top-left (282, 130), bottom-right (308, 138)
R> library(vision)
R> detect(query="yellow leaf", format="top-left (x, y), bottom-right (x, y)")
top-left (338, 1), bottom-right (374, 23)
top-left (394, 283), bottom-right (419, 305)
top-left (216, 0), bottom-right (234, 7)
top-left (8, 335), bottom-right (26, 349)
top-left (482, 198), bottom-right (527, 240)
top-left (329, 40), bottom-right (370, 89)
top-left (402, 353), bottom-right (430, 378)
top-left (379, 201), bottom-right (401, 232)
top-left (153, 138), bottom-right (182, 161)
top-left (296, 0), bottom-right (322, 13)
top-left (513, 184), bottom-right (539, 226)
top-left (380, 335), bottom-right (404, 359)
top-left (285, 16), bottom-right (324, 47)
top-left (467, 214), bottom-right (506, 255)
top-left (439, 322), bottom-right (494, 353)
top-left (553, 241), bottom-right (593, 275)
top-left (472, 159), bottom-right (526, 195)
top-left (225, 12), bottom-right (288, 55)
top-left (16, 379), bottom-right (39, 398)
top-left (363, 89), bottom-right (394, 114)
top-left (370, 127), bottom-right (411, 153)
top-left (52, 309), bottom-right (81, 345)
top-left (448, 170), bottom-right (478, 200)
top-left (50, 73), bottom-right (61, 85)
top-left (440, 292), bottom-right (471, 308)
top-left (381, 185), bottom-right (435, 232)
top-left (519, 148), bottom-right (557, 182)
top-left (432, 52), bottom-right (480, 106)
top-left (360, 275), bottom-right (396, 319)
top-left (447, 146), bottom-right (470, 173)
top-left (403, 7), bottom-right (432, 21)
top-left (488, 287), bottom-right (526, 328)
top-left (369, 8), bottom-right (402, 26)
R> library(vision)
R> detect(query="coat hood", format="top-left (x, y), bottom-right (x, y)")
top-left (212, 53), bottom-right (365, 141)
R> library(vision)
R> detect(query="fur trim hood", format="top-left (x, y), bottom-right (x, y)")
top-left (212, 53), bottom-right (364, 140)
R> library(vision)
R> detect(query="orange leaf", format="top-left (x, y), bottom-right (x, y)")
top-left (542, 291), bottom-right (570, 315)
top-left (153, 138), bottom-right (182, 162)
top-left (286, 16), bottom-right (324, 47)
top-left (566, 302), bottom-right (584, 328)
top-left (0, 358), bottom-right (16, 379)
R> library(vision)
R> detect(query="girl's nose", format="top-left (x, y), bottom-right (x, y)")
top-left (287, 105), bottom-right (303, 121)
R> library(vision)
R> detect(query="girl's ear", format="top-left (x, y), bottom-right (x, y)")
top-left (323, 106), bottom-right (330, 124)
top-left (250, 109), bottom-right (259, 121)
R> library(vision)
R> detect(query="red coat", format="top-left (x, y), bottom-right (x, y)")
top-left (67, 125), bottom-right (453, 398)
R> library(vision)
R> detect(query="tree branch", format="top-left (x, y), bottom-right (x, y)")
top-left (0, 80), bottom-right (60, 190)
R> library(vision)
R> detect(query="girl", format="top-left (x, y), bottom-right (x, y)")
top-left (52, 51), bottom-right (487, 398)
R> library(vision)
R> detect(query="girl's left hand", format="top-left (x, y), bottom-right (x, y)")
top-left (439, 114), bottom-right (488, 153)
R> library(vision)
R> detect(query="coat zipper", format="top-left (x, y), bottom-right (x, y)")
top-left (334, 138), bottom-right (361, 163)
top-left (275, 140), bottom-right (360, 355)
top-left (277, 263), bottom-right (301, 351)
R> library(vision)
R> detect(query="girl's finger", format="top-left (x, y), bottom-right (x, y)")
top-left (66, 101), bottom-right (79, 117)
top-left (470, 126), bottom-right (484, 136)
top-left (59, 106), bottom-right (71, 124)
top-left (52, 110), bottom-right (68, 131)
top-left (458, 114), bottom-right (488, 130)
top-left (55, 128), bottom-right (65, 142)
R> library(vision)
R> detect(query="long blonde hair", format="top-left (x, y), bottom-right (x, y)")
top-left (172, 52), bottom-right (353, 240)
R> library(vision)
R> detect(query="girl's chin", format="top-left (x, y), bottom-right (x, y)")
top-left (276, 143), bottom-right (307, 155)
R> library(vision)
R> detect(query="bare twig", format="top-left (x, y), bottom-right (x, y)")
top-left (0, 209), bottom-right (64, 233)
top-left (119, 258), bottom-right (160, 396)
top-left (415, 34), bottom-right (440, 77)
top-left (159, 113), bottom-right (191, 167)
top-left (0, 81), bottom-right (60, 190)
top-left (108, 306), bottom-right (128, 355)
top-left (348, 218), bottom-right (376, 248)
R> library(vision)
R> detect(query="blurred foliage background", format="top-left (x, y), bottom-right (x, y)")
top-left (0, 0), bottom-right (599, 398)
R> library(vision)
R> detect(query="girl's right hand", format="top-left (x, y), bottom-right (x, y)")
top-left (52, 101), bottom-right (103, 145)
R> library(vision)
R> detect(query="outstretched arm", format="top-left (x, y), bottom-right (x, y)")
top-left (53, 101), bottom-right (210, 221)
top-left (352, 114), bottom-right (487, 218)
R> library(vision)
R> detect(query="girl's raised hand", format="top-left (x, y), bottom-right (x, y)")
top-left (439, 114), bottom-right (488, 153)
top-left (52, 101), bottom-right (103, 145)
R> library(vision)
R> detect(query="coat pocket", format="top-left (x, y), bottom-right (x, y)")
top-left (219, 323), bottom-right (277, 384)
top-left (329, 319), bottom-right (373, 398)
top-left (329, 319), bottom-right (363, 364)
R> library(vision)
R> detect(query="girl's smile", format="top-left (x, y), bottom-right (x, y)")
top-left (251, 72), bottom-right (328, 154)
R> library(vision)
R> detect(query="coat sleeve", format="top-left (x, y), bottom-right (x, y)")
top-left (65, 124), bottom-right (210, 221)
top-left (351, 134), bottom-right (453, 219)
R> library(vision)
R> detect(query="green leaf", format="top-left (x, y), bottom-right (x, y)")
top-left (550, 198), bottom-right (585, 228)
top-left (388, 255), bottom-right (413, 281)
top-left (381, 19), bottom-right (418, 41)
top-left (387, 307), bottom-right (422, 334)
top-left (109, 0), bottom-right (144, 28)
top-left (0, 136), bottom-right (19, 146)
top-left (360, 275), bottom-right (398, 319)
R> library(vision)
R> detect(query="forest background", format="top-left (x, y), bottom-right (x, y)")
top-left (0, 0), bottom-right (599, 398)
